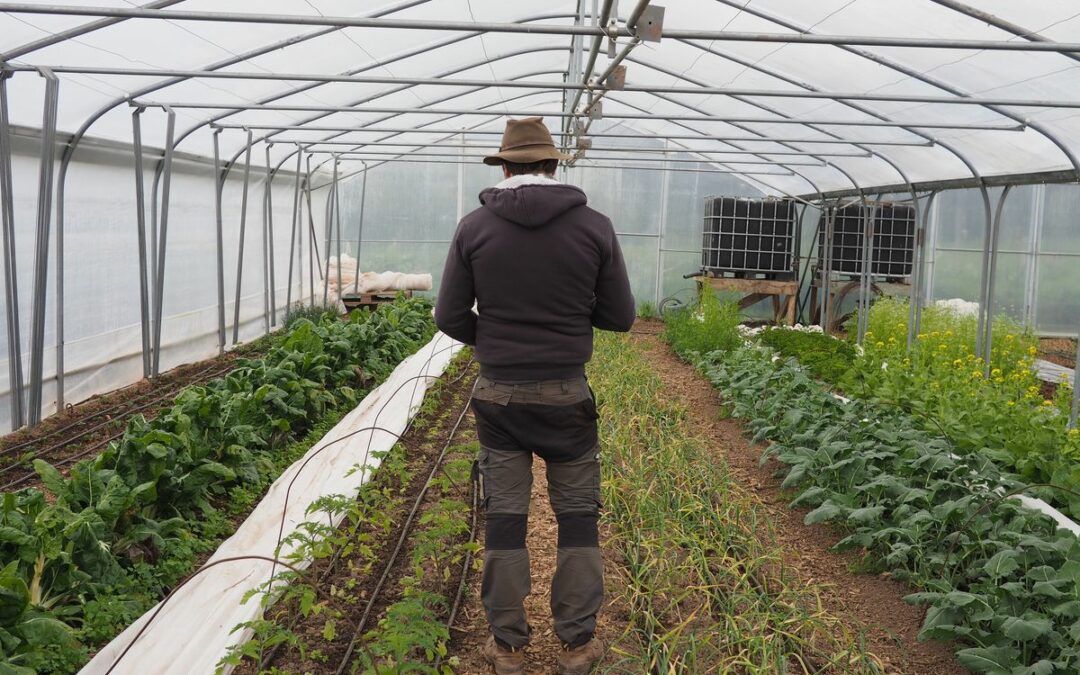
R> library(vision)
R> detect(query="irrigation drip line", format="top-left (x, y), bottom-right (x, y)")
top-left (103, 555), bottom-right (306, 675)
top-left (432, 461), bottom-right (479, 670)
top-left (334, 391), bottom-right (473, 674)
top-left (254, 340), bottom-right (471, 671)
top-left (0, 362), bottom-right (238, 491)
top-left (265, 339), bottom-right (459, 580)
top-left (0, 362), bottom-right (226, 459)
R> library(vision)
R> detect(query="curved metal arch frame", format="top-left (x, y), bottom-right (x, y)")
top-left (0, 1), bottom-right (1077, 422)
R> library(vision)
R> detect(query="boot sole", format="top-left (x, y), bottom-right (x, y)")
top-left (556, 663), bottom-right (598, 675)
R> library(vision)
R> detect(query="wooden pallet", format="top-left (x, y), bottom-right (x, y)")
top-left (340, 290), bottom-right (413, 312)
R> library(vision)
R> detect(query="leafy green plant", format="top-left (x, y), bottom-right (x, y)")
top-left (759, 328), bottom-right (856, 383)
top-left (843, 298), bottom-right (1080, 517)
top-left (0, 297), bottom-right (437, 673)
top-left (663, 291), bottom-right (742, 358)
top-left (695, 342), bottom-right (1080, 673)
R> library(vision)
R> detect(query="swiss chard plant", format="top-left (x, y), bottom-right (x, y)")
top-left (0, 296), bottom-right (436, 673)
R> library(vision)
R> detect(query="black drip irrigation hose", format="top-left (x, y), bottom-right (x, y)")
top-left (103, 334), bottom-right (467, 674)
top-left (254, 344), bottom-right (474, 670)
top-left (433, 462), bottom-right (480, 669)
top-left (0, 362), bottom-right (224, 458)
top-left (333, 396), bottom-right (473, 675)
top-left (0, 363), bottom-right (238, 491)
top-left (103, 555), bottom-right (305, 675)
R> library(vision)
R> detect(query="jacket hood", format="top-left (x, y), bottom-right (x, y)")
top-left (479, 178), bottom-right (588, 228)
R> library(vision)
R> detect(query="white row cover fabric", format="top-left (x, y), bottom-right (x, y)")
top-left (3, 0), bottom-right (1080, 196)
top-left (79, 332), bottom-right (464, 675)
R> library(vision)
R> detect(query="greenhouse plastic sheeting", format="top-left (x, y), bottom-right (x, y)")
top-left (79, 332), bottom-right (463, 675)
top-left (4, 0), bottom-right (1080, 432)
top-left (5, 1), bottom-right (1080, 194)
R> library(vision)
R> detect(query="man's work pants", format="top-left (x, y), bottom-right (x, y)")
top-left (471, 375), bottom-right (603, 650)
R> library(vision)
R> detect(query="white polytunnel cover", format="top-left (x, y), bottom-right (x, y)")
top-left (1, 0), bottom-right (1080, 430)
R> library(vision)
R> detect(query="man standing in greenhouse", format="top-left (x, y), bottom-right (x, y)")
top-left (435, 117), bottom-right (635, 674)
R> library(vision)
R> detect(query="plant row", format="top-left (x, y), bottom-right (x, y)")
top-left (587, 332), bottom-right (882, 673)
top-left (689, 340), bottom-right (1080, 674)
top-left (0, 297), bottom-right (436, 674)
top-left (222, 352), bottom-right (477, 674)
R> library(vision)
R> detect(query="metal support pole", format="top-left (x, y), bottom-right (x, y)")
top-left (304, 160), bottom-right (319, 308)
top-left (0, 72), bottom-right (24, 429)
top-left (653, 139), bottom-right (670, 308)
top-left (212, 129), bottom-right (226, 353)
top-left (1071, 331), bottom-right (1080, 428)
top-left (820, 205), bottom-right (834, 333)
top-left (150, 105), bottom-right (176, 376)
top-left (131, 107), bottom-right (152, 376)
top-left (983, 185), bottom-right (1012, 377)
top-left (27, 68), bottom-right (58, 425)
top-left (333, 162), bottom-right (343, 303)
top-left (974, 185), bottom-right (994, 359)
top-left (1023, 185), bottom-right (1044, 330)
top-left (906, 194), bottom-right (925, 351)
top-left (261, 143), bottom-right (272, 332)
top-left (856, 200), bottom-right (877, 343)
top-left (321, 157), bottom-right (338, 306)
top-left (915, 191), bottom-right (938, 337)
top-left (232, 129), bottom-right (254, 344)
top-left (352, 163), bottom-right (368, 294)
top-left (286, 146), bottom-right (302, 310)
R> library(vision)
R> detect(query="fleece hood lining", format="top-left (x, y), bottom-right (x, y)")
top-left (492, 174), bottom-right (562, 190)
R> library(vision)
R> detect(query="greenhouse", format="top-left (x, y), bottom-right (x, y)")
top-left (1, 1), bottom-right (1080, 673)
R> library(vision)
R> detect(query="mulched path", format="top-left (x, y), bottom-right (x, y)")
top-left (450, 453), bottom-right (633, 674)
top-left (629, 320), bottom-right (966, 675)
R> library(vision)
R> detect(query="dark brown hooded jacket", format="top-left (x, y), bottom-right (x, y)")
top-left (434, 179), bottom-right (635, 381)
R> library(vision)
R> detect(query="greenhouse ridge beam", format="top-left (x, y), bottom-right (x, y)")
top-left (305, 157), bottom-right (794, 189)
top-left (211, 124), bottom-right (934, 146)
top-left (283, 140), bottom-right (872, 157)
top-left (307, 149), bottom-right (827, 165)
top-left (7, 5), bottom-right (1080, 52)
top-left (134, 102), bottom-right (1023, 131)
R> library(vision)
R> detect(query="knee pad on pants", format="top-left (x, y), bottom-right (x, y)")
top-left (486, 513), bottom-right (528, 550)
top-left (555, 511), bottom-right (599, 548)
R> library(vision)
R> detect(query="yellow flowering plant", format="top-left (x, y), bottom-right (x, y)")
top-left (844, 298), bottom-right (1080, 516)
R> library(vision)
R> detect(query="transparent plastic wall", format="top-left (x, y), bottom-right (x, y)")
top-left (923, 183), bottom-right (1080, 336)
top-left (335, 142), bottom-right (765, 312)
top-left (0, 134), bottom-right (327, 433)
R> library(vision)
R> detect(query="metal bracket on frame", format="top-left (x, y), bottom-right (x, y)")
top-left (635, 5), bottom-right (665, 43)
top-left (605, 64), bottom-right (627, 90)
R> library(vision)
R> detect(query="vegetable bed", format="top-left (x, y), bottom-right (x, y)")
top-left (665, 299), bottom-right (1080, 674)
top-left (224, 350), bottom-right (479, 674)
top-left (0, 297), bottom-right (435, 674)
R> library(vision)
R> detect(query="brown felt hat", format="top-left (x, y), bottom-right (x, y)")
top-left (483, 117), bottom-right (573, 166)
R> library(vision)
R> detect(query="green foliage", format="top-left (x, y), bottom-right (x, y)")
top-left (845, 298), bottom-right (1080, 517)
top-left (636, 301), bottom-right (658, 319)
top-left (759, 328), bottom-right (856, 384)
top-left (587, 333), bottom-right (882, 673)
top-left (0, 297), bottom-right (436, 673)
top-left (282, 302), bottom-right (339, 332)
top-left (695, 343), bottom-right (1080, 674)
top-left (662, 291), bottom-right (742, 358)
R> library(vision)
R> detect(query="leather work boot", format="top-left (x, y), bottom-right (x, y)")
top-left (482, 635), bottom-right (525, 674)
top-left (556, 638), bottom-right (605, 675)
